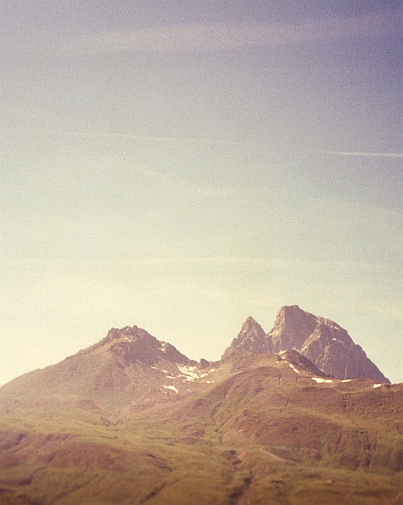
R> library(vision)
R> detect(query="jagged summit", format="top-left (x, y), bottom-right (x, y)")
top-left (225, 305), bottom-right (390, 383)
top-left (268, 305), bottom-right (319, 351)
top-left (222, 316), bottom-right (268, 359)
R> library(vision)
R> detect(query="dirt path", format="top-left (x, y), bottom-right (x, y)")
top-left (259, 447), bottom-right (298, 465)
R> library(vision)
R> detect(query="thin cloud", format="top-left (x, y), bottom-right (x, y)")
top-left (6, 126), bottom-right (402, 160)
top-left (306, 149), bottom-right (403, 159)
top-left (33, 8), bottom-right (402, 58)
top-left (6, 126), bottom-right (403, 162)
top-left (4, 126), bottom-right (260, 147)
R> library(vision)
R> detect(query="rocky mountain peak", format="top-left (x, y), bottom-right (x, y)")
top-left (86, 325), bottom-right (194, 367)
top-left (222, 316), bottom-right (269, 359)
top-left (224, 306), bottom-right (390, 383)
top-left (268, 305), bottom-right (318, 352)
top-left (268, 306), bottom-right (389, 382)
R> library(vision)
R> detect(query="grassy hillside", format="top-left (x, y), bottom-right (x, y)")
top-left (1, 351), bottom-right (402, 504)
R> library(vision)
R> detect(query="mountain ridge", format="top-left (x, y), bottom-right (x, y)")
top-left (0, 305), bottom-right (401, 505)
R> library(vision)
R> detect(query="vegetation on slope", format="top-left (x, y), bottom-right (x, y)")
top-left (1, 349), bottom-right (402, 504)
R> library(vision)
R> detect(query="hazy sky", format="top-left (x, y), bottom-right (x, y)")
top-left (1, 1), bottom-right (402, 385)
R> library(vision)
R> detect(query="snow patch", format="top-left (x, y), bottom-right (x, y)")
top-left (373, 383), bottom-right (382, 389)
top-left (163, 385), bottom-right (178, 393)
top-left (311, 377), bottom-right (333, 384)
top-left (341, 379), bottom-right (351, 383)
top-left (289, 363), bottom-right (300, 374)
top-left (166, 376), bottom-right (177, 379)
top-left (177, 365), bottom-right (199, 381)
top-left (179, 376), bottom-right (195, 382)
top-left (206, 381), bottom-right (215, 384)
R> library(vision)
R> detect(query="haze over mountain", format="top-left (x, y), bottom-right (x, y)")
top-left (1, 306), bottom-right (401, 504)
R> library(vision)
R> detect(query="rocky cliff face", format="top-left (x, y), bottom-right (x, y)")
top-left (225, 305), bottom-right (390, 383)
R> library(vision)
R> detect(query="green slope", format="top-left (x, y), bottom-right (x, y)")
top-left (1, 349), bottom-right (402, 505)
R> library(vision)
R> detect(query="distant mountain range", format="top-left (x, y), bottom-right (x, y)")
top-left (0, 306), bottom-right (401, 505)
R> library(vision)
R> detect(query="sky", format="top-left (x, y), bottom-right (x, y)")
top-left (0, 0), bottom-right (402, 385)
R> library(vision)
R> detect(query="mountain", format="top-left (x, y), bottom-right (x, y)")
top-left (224, 305), bottom-right (390, 384)
top-left (0, 309), bottom-right (401, 505)
top-left (0, 325), bottom-right (212, 417)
